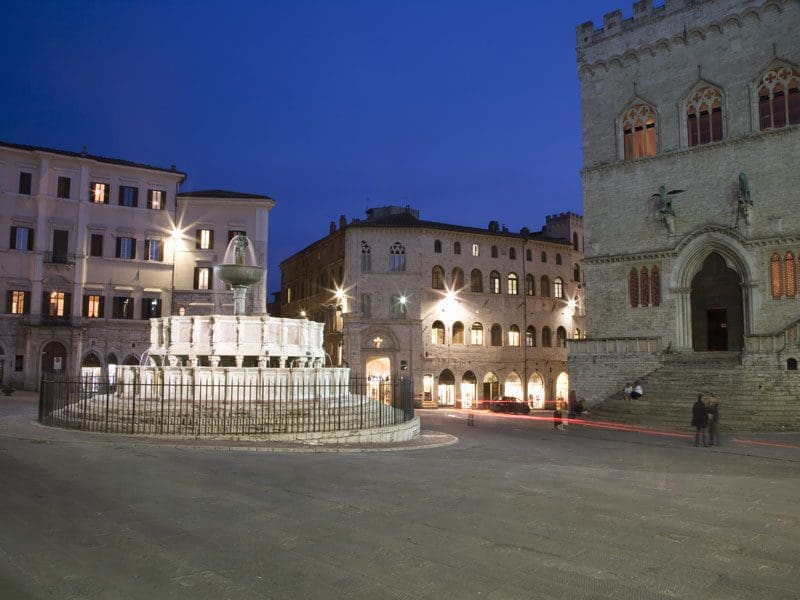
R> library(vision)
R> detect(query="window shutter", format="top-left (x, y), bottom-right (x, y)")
top-left (209, 230), bottom-right (214, 249)
top-left (23, 292), bottom-right (31, 314)
top-left (9, 227), bottom-right (15, 249)
top-left (64, 293), bottom-right (72, 316)
top-left (193, 268), bottom-right (199, 289)
top-left (83, 295), bottom-right (89, 317)
top-left (147, 190), bottom-right (153, 209)
top-left (158, 240), bottom-right (164, 261)
top-left (133, 188), bottom-right (139, 208)
top-left (118, 187), bottom-right (124, 206)
top-left (141, 298), bottom-right (148, 319)
top-left (104, 185), bottom-right (109, 204)
top-left (42, 292), bottom-right (50, 316)
top-left (5, 291), bottom-right (11, 314)
top-left (131, 239), bottom-right (136, 260)
top-left (115, 237), bottom-right (121, 258)
top-left (195, 230), bottom-right (201, 249)
top-left (208, 269), bottom-right (213, 290)
top-left (98, 296), bottom-right (105, 318)
top-left (28, 229), bottom-right (34, 251)
top-left (144, 239), bottom-right (150, 261)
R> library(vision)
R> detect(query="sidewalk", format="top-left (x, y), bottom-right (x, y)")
top-left (0, 392), bottom-right (458, 454)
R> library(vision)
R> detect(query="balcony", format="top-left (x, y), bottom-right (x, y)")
top-left (43, 251), bottom-right (75, 267)
top-left (38, 315), bottom-right (74, 327)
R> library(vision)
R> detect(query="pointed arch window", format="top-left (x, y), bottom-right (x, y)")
top-left (555, 253), bottom-right (562, 265)
top-left (526, 326), bottom-right (536, 347)
top-left (572, 233), bottom-right (579, 251)
top-left (629, 268), bottom-right (640, 308)
top-left (622, 103), bottom-right (657, 159)
top-left (554, 277), bottom-right (564, 299)
top-left (389, 242), bottom-right (406, 271)
top-left (687, 86), bottom-right (724, 146)
top-left (489, 271), bottom-right (501, 294)
top-left (491, 245), bottom-right (498, 258)
top-left (508, 325), bottom-right (520, 347)
top-left (573, 264), bottom-right (581, 282)
top-left (431, 321), bottom-right (445, 344)
top-left (540, 276), bottom-right (550, 297)
top-left (454, 241), bottom-right (461, 255)
top-left (640, 267), bottom-right (650, 307)
top-left (471, 269), bottom-right (483, 293)
top-left (509, 247), bottom-right (516, 260)
top-left (525, 274), bottom-right (535, 296)
top-left (432, 265), bottom-right (445, 289)
top-left (770, 253), bottom-right (782, 299)
top-left (360, 241), bottom-right (371, 273)
top-left (758, 64), bottom-right (800, 130)
top-left (542, 326), bottom-right (552, 348)
top-left (434, 240), bottom-right (442, 253)
top-left (556, 326), bottom-right (567, 348)
top-left (490, 324), bottom-right (502, 346)
top-left (782, 252), bottom-right (797, 298)
top-left (651, 266), bottom-right (661, 307)
top-left (471, 323), bottom-right (484, 346)
top-left (507, 273), bottom-right (518, 295)
top-left (526, 249), bottom-right (532, 261)
top-left (452, 321), bottom-right (465, 345)
top-left (452, 267), bottom-right (464, 290)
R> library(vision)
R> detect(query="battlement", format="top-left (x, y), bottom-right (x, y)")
top-left (577, 0), bottom-right (697, 48)
top-left (546, 212), bottom-right (583, 225)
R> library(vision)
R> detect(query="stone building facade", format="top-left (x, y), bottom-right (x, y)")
top-left (280, 206), bottom-right (584, 408)
top-left (570, 0), bottom-right (800, 404)
top-left (0, 141), bottom-right (273, 389)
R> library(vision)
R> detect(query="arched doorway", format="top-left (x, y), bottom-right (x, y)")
top-left (438, 369), bottom-right (455, 406)
top-left (482, 372), bottom-right (499, 406)
top-left (366, 357), bottom-right (391, 402)
top-left (528, 373), bottom-right (545, 409)
top-left (555, 372), bottom-right (569, 405)
top-left (461, 371), bottom-right (477, 409)
top-left (691, 252), bottom-right (743, 351)
top-left (41, 341), bottom-right (68, 375)
top-left (504, 372), bottom-right (522, 400)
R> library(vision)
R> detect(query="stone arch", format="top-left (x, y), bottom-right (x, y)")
top-left (672, 229), bottom-right (756, 350)
top-left (360, 326), bottom-right (399, 351)
top-left (123, 354), bottom-right (140, 366)
top-left (41, 341), bottom-right (68, 374)
top-left (528, 372), bottom-right (545, 408)
top-left (460, 370), bottom-right (478, 408)
top-left (437, 369), bottom-right (455, 406)
top-left (504, 371), bottom-right (522, 400)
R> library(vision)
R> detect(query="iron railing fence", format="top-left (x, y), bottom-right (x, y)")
top-left (39, 373), bottom-right (414, 436)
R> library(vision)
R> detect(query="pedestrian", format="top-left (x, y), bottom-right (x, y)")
top-left (623, 382), bottom-right (633, 401)
top-left (631, 381), bottom-right (644, 399)
top-left (568, 390), bottom-right (578, 419)
top-left (691, 393), bottom-right (709, 447)
top-left (707, 397), bottom-right (720, 446)
top-left (553, 400), bottom-right (564, 431)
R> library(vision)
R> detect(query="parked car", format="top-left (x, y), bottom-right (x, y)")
top-left (487, 396), bottom-right (530, 414)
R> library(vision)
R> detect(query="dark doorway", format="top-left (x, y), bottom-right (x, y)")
top-left (691, 253), bottom-right (743, 351)
top-left (707, 308), bottom-right (728, 351)
top-left (41, 341), bottom-right (68, 374)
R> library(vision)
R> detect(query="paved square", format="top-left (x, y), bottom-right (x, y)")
top-left (0, 401), bottom-right (798, 599)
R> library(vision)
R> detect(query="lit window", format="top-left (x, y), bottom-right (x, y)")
top-left (90, 182), bottom-right (108, 204)
top-left (490, 271), bottom-right (501, 294)
top-left (758, 63), bottom-right (800, 131)
top-left (198, 268), bottom-right (211, 290)
top-left (472, 244), bottom-right (479, 257)
top-left (785, 252), bottom-right (796, 299)
top-left (687, 86), bottom-right (724, 146)
top-left (508, 325), bottom-right (520, 347)
top-left (148, 189), bottom-right (164, 210)
top-left (629, 268), bottom-right (640, 307)
top-left (117, 237), bottom-right (135, 260)
top-left (431, 321), bottom-right (445, 344)
top-left (507, 273), bottom-right (518, 295)
top-left (526, 326), bottom-right (536, 347)
top-left (8, 290), bottom-right (27, 314)
top-left (554, 277), bottom-right (564, 299)
top-left (622, 103), bottom-right (657, 159)
top-left (49, 291), bottom-right (66, 317)
top-left (197, 229), bottom-right (213, 250)
top-left (86, 295), bottom-right (102, 318)
top-left (11, 226), bottom-right (33, 251)
top-left (470, 323), bottom-right (484, 345)
top-left (640, 267), bottom-right (650, 307)
top-left (770, 253), bottom-right (783, 299)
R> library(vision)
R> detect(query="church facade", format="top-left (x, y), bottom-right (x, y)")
top-left (570, 0), bottom-right (800, 406)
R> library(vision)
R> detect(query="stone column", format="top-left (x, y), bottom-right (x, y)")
top-left (673, 287), bottom-right (692, 350)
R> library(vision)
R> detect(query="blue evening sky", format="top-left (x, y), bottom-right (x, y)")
top-left (0, 0), bottom-right (634, 295)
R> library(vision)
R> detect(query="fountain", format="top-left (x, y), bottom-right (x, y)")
top-left (40, 234), bottom-right (418, 444)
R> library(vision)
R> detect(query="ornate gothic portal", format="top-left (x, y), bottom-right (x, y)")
top-left (690, 253), bottom-right (744, 351)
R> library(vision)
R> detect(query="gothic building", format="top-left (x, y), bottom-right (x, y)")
top-left (280, 206), bottom-right (584, 408)
top-left (570, 0), bottom-right (800, 423)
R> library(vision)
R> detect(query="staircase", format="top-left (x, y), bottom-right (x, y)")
top-left (587, 352), bottom-right (800, 432)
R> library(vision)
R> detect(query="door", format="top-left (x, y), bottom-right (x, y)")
top-left (707, 308), bottom-right (728, 351)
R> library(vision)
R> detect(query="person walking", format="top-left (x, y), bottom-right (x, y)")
top-left (707, 397), bottom-right (720, 446)
top-left (691, 393), bottom-right (709, 447)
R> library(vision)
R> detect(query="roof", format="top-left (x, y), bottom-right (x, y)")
top-left (177, 189), bottom-right (275, 201)
top-left (348, 211), bottom-right (570, 244)
top-left (0, 140), bottom-right (186, 177)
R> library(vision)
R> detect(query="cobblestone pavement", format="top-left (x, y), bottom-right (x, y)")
top-left (1, 399), bottom-right (798, 599)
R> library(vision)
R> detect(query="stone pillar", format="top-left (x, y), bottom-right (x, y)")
top-left (674, 287), bottom-right (692, 350)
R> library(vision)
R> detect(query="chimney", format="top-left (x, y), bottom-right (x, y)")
top-left (329, 221), bottom-right (336, 234)
top-left (339, 215), bottom-right (347, 228)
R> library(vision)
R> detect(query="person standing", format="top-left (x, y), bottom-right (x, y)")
top-left (707, 397), bottom-right (720, 446)
top-left (691, 394), bottom-right (709, 447)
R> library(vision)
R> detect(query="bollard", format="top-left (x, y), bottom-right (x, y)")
top-left (467, 410), bottom-right (475, 426)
